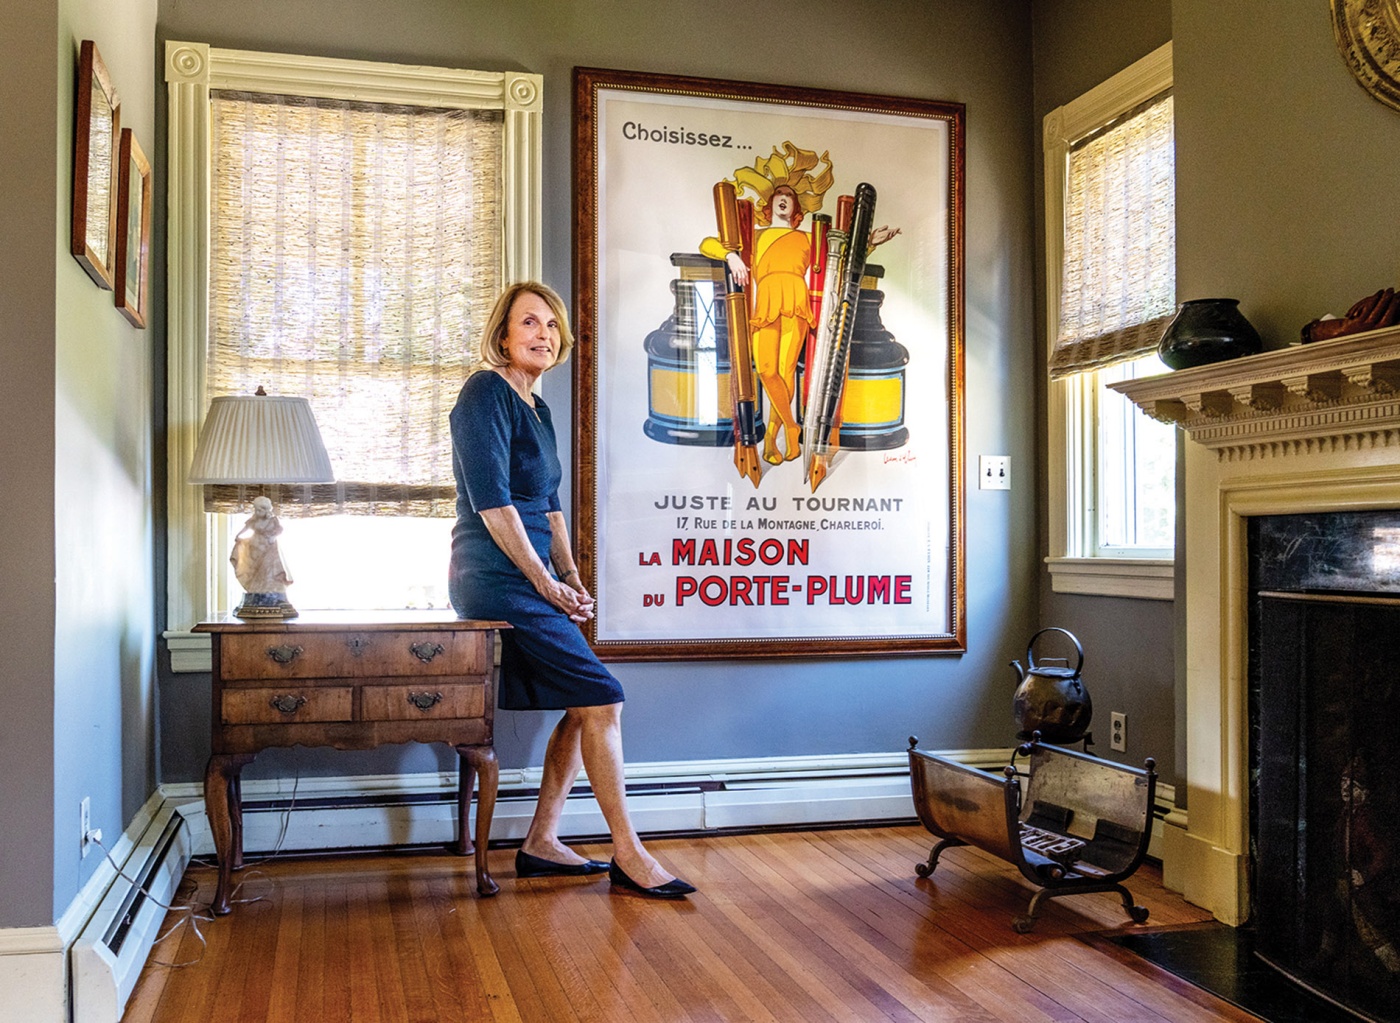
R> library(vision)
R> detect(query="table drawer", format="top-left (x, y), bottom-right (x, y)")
top-left (361, 683), bottom-right (486, 722)
top-left (220, 630), bottom-right (488, 680)
top-left (222, 686), bottom-right (354, 725)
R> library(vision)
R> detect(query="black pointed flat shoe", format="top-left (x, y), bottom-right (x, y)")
top-left (514, 849), bottom-right (610, 878)
top-left (608, 859), bottom-right (697, 899)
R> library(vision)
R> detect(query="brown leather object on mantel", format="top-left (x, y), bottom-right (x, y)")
top-left (1302, 287), bottom-right (1400, 343)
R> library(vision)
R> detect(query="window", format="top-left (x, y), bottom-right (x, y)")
top-left (1044, 43), bottom-right (1175, 599)
top-left (164, 42), bottom-right (541, 660)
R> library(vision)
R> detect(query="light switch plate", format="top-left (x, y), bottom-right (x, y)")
top-left (979, 455), bottom-right (1010, 490)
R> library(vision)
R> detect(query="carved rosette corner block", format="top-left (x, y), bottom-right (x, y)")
top-left (165, 42), bottom-right (209, 86)
top-left (505, 74), bottom-right (541, 112)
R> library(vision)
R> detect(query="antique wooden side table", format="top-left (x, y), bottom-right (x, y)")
top-left (193, 612), bottom-right (508, 914)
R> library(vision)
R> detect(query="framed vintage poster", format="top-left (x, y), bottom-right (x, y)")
top-left (574, 66), bottom-right (965, 660)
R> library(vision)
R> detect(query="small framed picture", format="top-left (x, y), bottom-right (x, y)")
top-left (114, 128), bottom-right (151, 327)
top-left (71, 40), bottom-right (121, 289)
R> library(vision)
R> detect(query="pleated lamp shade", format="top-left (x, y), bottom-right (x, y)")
top-left (188, 390), bottom-right (334, 484)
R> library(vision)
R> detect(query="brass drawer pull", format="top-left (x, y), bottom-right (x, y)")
top-left (409, 641), bottom-right (445, 663)
top-left (267, 645), bottom-right (303, 665)
top-left (270, 694), bottom-right (308, 714)
top-left (407, 691), bottom-right (443, 711)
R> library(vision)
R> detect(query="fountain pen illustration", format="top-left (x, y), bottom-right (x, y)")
top-left (802, 182), bottom-right (876, 491)
top-left (713, 180), bottom-right (763, 487)
top-left (800, 212), bottom-right (831, 416)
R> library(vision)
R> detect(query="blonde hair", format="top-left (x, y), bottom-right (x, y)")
top-left (476, 282), bottom-right (575, 371)
top-left (731, 142), bottom-right (834, 227)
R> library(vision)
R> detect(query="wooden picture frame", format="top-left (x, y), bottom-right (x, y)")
top-left (573, 67), bottom-right (966, 660)
top-left (71, 39), bottom-right (121, 289)
top-left (114, 128), bottom-right (151, 327)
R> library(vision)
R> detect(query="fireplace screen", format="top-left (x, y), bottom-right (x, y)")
top-left (1250, 512), bottom-right (1400, 1023)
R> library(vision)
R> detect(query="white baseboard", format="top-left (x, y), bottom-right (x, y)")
top-left (0, 927), bottom-right (66, 1023)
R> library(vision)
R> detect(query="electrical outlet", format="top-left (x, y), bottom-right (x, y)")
top-left (1110, 711), bottom-right (1127, 753)
top-left (979, 455), bottom-right (1010, 490)
top-left (80, 797), bottom-right (92, 858)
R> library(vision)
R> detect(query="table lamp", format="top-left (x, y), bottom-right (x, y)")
top-left (188, 386), bottom-right (335, 619)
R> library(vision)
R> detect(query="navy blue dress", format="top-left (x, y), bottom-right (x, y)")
top-left (448, 370), bottom-right (624, 711)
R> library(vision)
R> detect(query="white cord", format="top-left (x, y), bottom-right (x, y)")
top-left (227, 766), bottom-right (302, 905)
top-left (90, 824), bottom-right (213, 969)
top-left (85, 765), bottom-right (306, 969)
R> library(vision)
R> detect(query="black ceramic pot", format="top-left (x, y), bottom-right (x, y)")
top-left (1157, 298), bottom-right (1263, 370)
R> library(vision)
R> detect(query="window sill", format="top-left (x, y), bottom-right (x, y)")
top-left (164, 631), bottom-right (212, 673)
top-left (1045, 557), bottom-right (1174, 600)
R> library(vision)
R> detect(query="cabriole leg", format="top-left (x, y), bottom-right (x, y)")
top-left (458, 744), bottom-right (499, 896)
top-left (203, 753), bottom-right (256, 915)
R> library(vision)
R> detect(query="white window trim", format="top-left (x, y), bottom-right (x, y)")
top-left (163, 41), bottom-right (542, 662)
top-left (1044, 556), bottom-right (1174, 599)
top-left (1044, 41), bottom-right (1174, 600)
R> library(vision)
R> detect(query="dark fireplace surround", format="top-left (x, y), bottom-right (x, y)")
top-left (1249, 512), bottom-right (1400, 1023)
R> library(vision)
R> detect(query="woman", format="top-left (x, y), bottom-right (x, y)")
top-left (449, 282), bottom-right (695, 900)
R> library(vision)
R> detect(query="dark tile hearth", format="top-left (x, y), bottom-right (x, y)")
top-left (1108, 923), bottom-right (1367, 1023)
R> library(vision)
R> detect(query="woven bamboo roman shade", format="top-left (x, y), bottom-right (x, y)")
top-left (204, 90), bottom-right (504, 516)
top-left (1050, 92), bottom-right (1175, 380)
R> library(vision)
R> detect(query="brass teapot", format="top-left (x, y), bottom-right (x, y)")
top-left (1011, 627), bottom-right (1092, 743)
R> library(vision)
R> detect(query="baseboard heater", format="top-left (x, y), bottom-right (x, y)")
top-left (70, 801), bottom-right (192, 1023)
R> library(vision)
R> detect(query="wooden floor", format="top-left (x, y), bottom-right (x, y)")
top-left (123, 825), bottom-right (1260, 1023)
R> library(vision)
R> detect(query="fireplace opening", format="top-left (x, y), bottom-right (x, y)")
top-left (1249, 511), bottom-right (1400, 1023)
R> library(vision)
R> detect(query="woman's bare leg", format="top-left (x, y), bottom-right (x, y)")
top-left (519, 712), bottom-right (591, 864)
top-left (573, 703), bottom-right (675, 887)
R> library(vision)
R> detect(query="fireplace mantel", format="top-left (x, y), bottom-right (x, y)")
top-left (1100, 323), bottom-right (1400, 926)
top-left (1110, 325), bottom-right (1400, 458)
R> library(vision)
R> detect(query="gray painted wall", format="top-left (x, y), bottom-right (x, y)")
top-left (52, 0), bottom-right (159, 921)
top-left (153, 0), bottom-right (1042, 784)
top-left (0, 0), bottom-right (61, 931)
top-left (1030, 0), bottom-right (1178, 787)
top-left (1173, 3), bottom-right (1400, 321)
top-left (0, 0), bottom-right (157, 929)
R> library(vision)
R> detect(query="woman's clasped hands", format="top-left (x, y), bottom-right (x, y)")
top-left (541, 575), bottom-right (595, 623)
